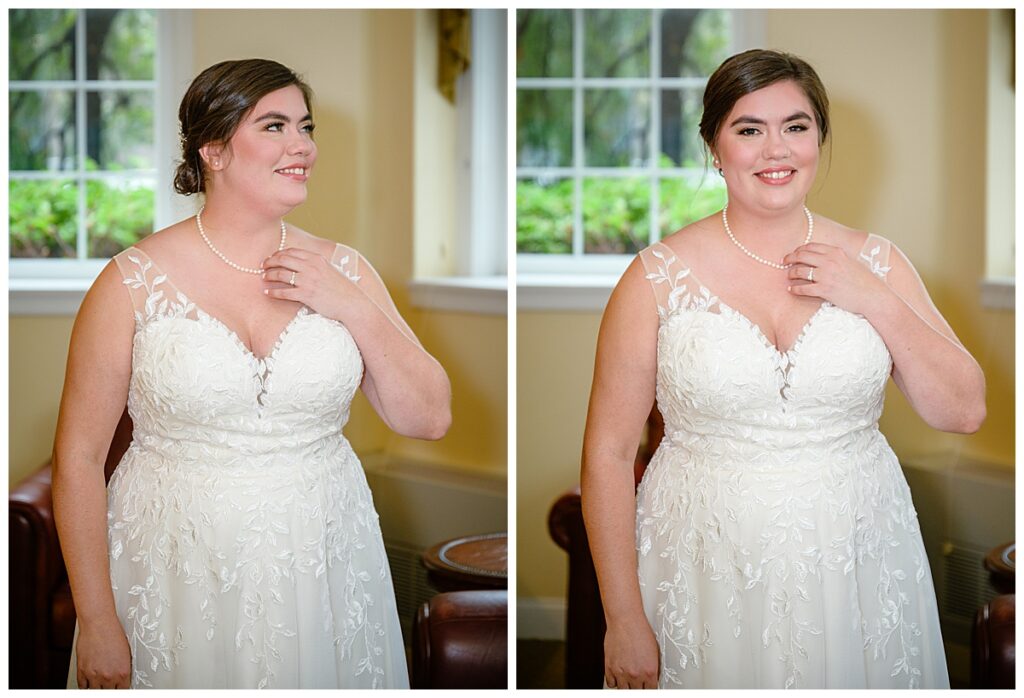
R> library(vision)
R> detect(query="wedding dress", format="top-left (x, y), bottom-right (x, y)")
top-left (633, 234), bottom-right (949, 688)
top-left (67, 243), bottom-right (408, 689)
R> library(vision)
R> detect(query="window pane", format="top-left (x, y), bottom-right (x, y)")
top-left (87, 178), bottom-right (154, 257)
top-left (86, 9), bottom-right (156, 81)
top-left (86, 91), bottom-right (155, 169)
top-left (659, 174), bottom-right (727, 239)
top-left (517, 89), bottom-right (572, 167)
top-left (9, 178), bottom-right (79, 258)
top-left (583, 177), bottom-right (649, 254)
top-left (9, 9), bottom-right (76, 81)
top-left (517, 177), bottom-right (573, 254)
top-left (9, 90), bottom-right (77, 171)
top-left (661, 9), bottom-right (731, 78)
top-left (517, 9), bottom-right (572, 78)
top-left (584, 89), bottom-right (650, 167)
top-left (584, 10), bottom-right (650, 78)
top-left (660, 89), bottom-right (706, 168)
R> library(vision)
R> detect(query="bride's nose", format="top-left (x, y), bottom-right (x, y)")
top-left (287, 130), bottom-right (313, 156)
top-left (762, 130), bottom-right (791, 160)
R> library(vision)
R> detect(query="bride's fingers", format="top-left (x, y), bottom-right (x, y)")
top-left (787, 265), bottom-right (816, 281)
top-left (788, 281), bottom-right (823, 296)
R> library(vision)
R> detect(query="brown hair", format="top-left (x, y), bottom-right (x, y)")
top-left (173, 58), bottom-right (314, 195)
top-left (699, 49), bottom-right (830, 154)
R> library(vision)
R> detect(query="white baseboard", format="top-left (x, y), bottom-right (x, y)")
top-left (517, 596), bottom-right (566, 641)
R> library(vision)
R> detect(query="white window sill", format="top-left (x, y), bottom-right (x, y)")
top-left (408, 276), bottom-right (507, 315)
top-left (10, 275), bottom-right (512, 317)
top-left (979, 277), bottom-right (1014, 310)
top-left (517, 274), bottom-right (619, 312)
top-left (10, 279), bottom-right (94, 316)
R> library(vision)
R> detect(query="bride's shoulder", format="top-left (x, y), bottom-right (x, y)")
top-left (650, 213), bottom-right (718, 258)
top-left (812, 215), bottom-right (887, 257)
top-left (286, 227), bottom-right (359, 260)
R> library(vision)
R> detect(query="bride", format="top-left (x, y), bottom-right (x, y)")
top-left (581, 49), bottom-right (984, 689)
top-left (53, 58), bottom-right (450, 689)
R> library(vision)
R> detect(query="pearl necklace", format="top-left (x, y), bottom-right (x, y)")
top-left (721, 205), bottom-right (813, 270)
top-left (195, 206), bottom-right (286, 274)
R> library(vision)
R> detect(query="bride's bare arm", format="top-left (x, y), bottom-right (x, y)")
top-left (581, 257), bottom-right (661, 689)
top-left (785, 240), bottom-right (985, 434)
top-left (263, 247), bottom-right (451, 441)
top-left (344, 254), bottom-right (451, 440)
top-left (51, 261), bottom-right (134, 688)
top-left (870, 244), bottom-right (986, 432)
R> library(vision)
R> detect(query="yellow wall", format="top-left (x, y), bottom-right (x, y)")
top-left (517, 9), bottom-right (1014, 602)
top-left (9, 9), bottom-right (507, 488)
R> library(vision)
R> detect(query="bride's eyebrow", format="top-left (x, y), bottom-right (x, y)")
top-left (729, 111), bottom-right (813, 127)
top-left (253, 111), bottom-right (313, 123)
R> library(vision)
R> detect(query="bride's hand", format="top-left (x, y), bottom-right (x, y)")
top-left (76, 617), bottom-right (132, 688)
top-left (604, 618), bottom-right (660, 689)
top-left (261, 247), bottom-right (360, 320)
top-left (783, 242), bottom-right (890, 316)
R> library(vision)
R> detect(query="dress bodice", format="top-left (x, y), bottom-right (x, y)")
top-left (114, 245), bottom-right (364, 459)
top-left (638, 235), bottom-right (894, 458)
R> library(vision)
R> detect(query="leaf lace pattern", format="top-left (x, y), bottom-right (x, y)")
top-left (633, 235), bottom-right (946, 688)
top-left (92, 244), bottom-right (408, 688)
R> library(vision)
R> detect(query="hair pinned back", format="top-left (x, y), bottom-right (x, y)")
top-left (173, 58), bottom-right (313, 196)
top-left (699, 49), bottom-right (830, 155)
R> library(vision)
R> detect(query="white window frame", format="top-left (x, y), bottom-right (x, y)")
top-left (9, 9), bottom-right (194, 316)
top-left (517, 9), bottom-right (763, 310)
top-left (978, 8), bottom-right (1013, 311)
top-left (409, 8), bottom-right (508, 316)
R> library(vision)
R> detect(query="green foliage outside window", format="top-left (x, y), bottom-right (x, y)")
top-left (518, 166), bottom-right (727, 255)
top-left (9, 164), bottom-right (153, 258)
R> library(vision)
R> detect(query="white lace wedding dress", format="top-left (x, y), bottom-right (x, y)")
top-left (67, 244), bottom-right (408, 689)
top-left (634, 235), bottom-right (949, 689)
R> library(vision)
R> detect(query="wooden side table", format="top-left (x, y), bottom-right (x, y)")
top-left (983, 541), bottom-right (1015, 595)
top-left (423, 532), bottom-right (507, 592)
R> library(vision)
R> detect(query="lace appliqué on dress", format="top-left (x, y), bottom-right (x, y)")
top-left (104, 244), bottom-right (399, 688)
top-left (632, 233), bottom-right (940, 689)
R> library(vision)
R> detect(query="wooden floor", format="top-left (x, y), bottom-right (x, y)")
top-left (516, 639), bottom-right (970, 690)
top-left (517, 639), bottom-right (565, 689)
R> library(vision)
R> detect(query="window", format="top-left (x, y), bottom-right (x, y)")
top-left (516, 9), bottom-right (738, 276)
top-left (9, 9), bottom-right (157, 259)
top-left (9, 9), bottom-right (192, 315)
top-left (408, 8), bottom-right (507, 315)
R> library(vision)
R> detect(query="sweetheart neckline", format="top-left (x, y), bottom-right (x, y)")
top-left (193, 304), bottom-right (309, 365)
top-left (717, 300), bottom-right (833, 359)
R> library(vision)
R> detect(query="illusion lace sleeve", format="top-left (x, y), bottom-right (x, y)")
top-left (112, 247), bottom-right (196, 326)
top-left (330, 243), bottom-right (361, 282)
top-left (858, 234), bottom-right (892, 280)
top-left (638, 241), bottom-right (718, 322)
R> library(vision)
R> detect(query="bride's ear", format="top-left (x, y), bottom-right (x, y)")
top-left (199, 142), bottom-right (226, 172)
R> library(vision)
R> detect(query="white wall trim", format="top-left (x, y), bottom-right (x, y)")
top-left (408, 276), bottom-right (507, 315)
top-left (517, 596), bottom-right (566, 641)
top-left (10, 280), bottom-right (92, 316)
top-left (979, 276), bottom-right (1014, 310)
top-left (517, 274), bottom-right (617, 312)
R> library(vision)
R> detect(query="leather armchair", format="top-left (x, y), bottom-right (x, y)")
top-left (9, 408), bottom-right (132, 688)
top-left (971, 593), bottom-right (1015, 688)
top-left (547, 408), bottom-right (663, 689)
top-left (412, 589), bottom-right (508, 689)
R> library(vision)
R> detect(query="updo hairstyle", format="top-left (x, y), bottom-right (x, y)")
top-left (173, 58), bottom-right (314, 196)
top-left (699, 49), bottom-right (830, 155)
